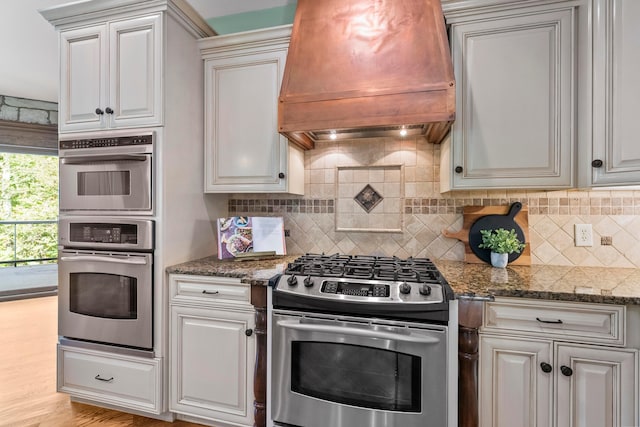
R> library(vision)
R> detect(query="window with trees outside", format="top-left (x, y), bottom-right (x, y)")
top-left (0, 152), bottom-right (58, 267)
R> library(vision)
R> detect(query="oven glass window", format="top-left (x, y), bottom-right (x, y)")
top-left (69, 273), bottom-right (137, 319)
top-left (291, 342), bottom-right (421, 412)
top-left (77, 171), bottom-right (131, 196)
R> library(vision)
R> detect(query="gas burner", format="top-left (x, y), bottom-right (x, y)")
top-left (374, 266), bottom-right (423, 282)
top-left (340, 260), bottom-right (373, 278)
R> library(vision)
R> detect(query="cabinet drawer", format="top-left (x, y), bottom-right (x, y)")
top-left (483, 298), bottom-right (625, 346)
top-left (170, 274), bottom-right (251, 307)
top-left (57, 345), bottom-right (162, 413)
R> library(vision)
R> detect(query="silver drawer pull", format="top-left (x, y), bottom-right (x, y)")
top-left (94, 375), bottom-right (114, 382)
top-left (202, 290), bottom-right (220, 295)
top-left (536, 317), bottom-right (563, 324)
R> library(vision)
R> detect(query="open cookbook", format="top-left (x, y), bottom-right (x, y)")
top-left (216, 216), bottom-right (286, 259)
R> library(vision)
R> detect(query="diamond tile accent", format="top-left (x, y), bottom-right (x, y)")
top-left (354, 184), bottom-right (383, 213)
top-left (336, 165), bottom-right (403, 233)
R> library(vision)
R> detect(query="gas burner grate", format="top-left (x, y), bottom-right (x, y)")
top-left (285, 254), bottom-right (442, 283)
top-left (301, 262), bottom-right (346, 277)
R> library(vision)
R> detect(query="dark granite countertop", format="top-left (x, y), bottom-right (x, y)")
top-left (435, 260), bottom-right (640, 305)
top-left (166, 255), bottom-right (300, 286)
top-left (166, 255), bottom-right (640, 305)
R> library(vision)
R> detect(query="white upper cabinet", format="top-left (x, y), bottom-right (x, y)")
top-left (441, 1), bottom-right (577, 191)
top-left (199, 26), bottom-right (304, 195)
top-left (59, 14), bottom-right (162, 132)
top-left (586, 0), bottom-right (640, 186)
top-left (60, 25), bottom-right (106, 132)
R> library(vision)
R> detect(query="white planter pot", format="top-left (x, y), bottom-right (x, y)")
top-left (490, 252), bottom-right (508, 268)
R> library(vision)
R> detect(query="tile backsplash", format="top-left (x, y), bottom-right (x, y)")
top-left (229, 137), bottom-right (640, 268)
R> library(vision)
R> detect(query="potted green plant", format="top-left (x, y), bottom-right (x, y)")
top-left (478, 228), bottom-right (526, 268)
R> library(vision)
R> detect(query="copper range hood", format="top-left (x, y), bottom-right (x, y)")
top-left (278, 0), bottom-right (455, 150)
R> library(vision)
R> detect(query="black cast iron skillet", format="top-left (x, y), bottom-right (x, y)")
top-left (468, 202), bottom-right (525, 264)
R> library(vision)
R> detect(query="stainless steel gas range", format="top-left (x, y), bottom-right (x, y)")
top-left (270, 254), bottom-right (458, 427)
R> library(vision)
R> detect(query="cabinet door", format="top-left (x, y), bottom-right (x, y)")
top-left (108, 14), bottom-right (162, 129)
top-left (170, 305), bottom-right (255, 426)
top-left (479, 335), bottom-right (553, 427)
top-left (591, 0), bottom-right (640, 186)
top-left (59, 25), bottom-right (108, 132)
top-left (204, 50), bottom-right (289, 192)
top-left (446, 7), bottom-right (575, 190)
top-left (556, 343), bottom-right (637, 427)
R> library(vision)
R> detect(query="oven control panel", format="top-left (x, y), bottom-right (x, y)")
top-left (322, 281), bottom-right (389, 297)
top-left (69, 223), bottom-right (137, 244)
top-left (59, 218), bottom-right (154, 251)
top-left (59, 135), bottom-right (152, 150)
top-left (276, 275), bottom-right (445, 305)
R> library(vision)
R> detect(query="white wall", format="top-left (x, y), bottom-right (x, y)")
top-left (0, 0), bottom-right (64, 102)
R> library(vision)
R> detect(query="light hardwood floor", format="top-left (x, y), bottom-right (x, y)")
top-left (0, 296), bottom-right (206, 427)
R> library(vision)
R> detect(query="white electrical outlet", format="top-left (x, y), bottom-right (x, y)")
top-left (574, 224), bottom-right (593, 247)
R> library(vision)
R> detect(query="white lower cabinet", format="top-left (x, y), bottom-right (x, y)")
top-left (555, 343), bottom-right (637, 427)
top-left (479, 336), bottom-right (553, 427)
top-left (57, 345), bottom-right (162, 414)
top-left (479, 298), bottom-right (638, 427)
top-left (169, 274), bottom-right (255, 427)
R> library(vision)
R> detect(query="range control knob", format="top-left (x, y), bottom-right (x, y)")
top-left (399, 282), bottom-right (412, 294)
top-left (303, 275), bottom-right (314, 287)
top-left (419, 284), bottom-right (432, 296)
top-left (287, 275), bottom-right (298, 286)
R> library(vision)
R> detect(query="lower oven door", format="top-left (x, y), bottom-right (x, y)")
top-left (271, 311), bottom-right (449, 427)
top-left (58, 249), bottom-right (153, 349)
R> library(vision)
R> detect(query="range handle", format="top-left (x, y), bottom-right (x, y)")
top-left (59, 255), bottom-right (148, 265)
top-left (276, 319), bottom-right (441, 344)
top-left (61, 154), bottom-right (149, 164)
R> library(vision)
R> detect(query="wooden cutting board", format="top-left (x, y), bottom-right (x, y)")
top-left (442, 205), bottom-right (530, 265)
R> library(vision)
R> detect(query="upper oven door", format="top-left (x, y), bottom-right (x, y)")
top-left (59, 153), bottom-right (151, 213)
top-left (271, 311), bottom-right (449, 427)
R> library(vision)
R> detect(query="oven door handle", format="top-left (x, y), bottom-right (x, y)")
top-left (60, 154), bottom-right (149, 164)
top-left (276, 320), bottom-right (441, 344)
top-left (59, 255), bottom-right (148, 265)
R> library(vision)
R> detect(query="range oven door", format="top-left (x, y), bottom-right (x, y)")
top-left (58, 249), bottom-right (153, 349)
top-left (271, 311), bottom-right (449, 427)
top-left (59, 153), bottom-right (151, 213)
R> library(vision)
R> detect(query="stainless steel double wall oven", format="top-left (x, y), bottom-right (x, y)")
top-left (57, 133), bottom-right (155, 352)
